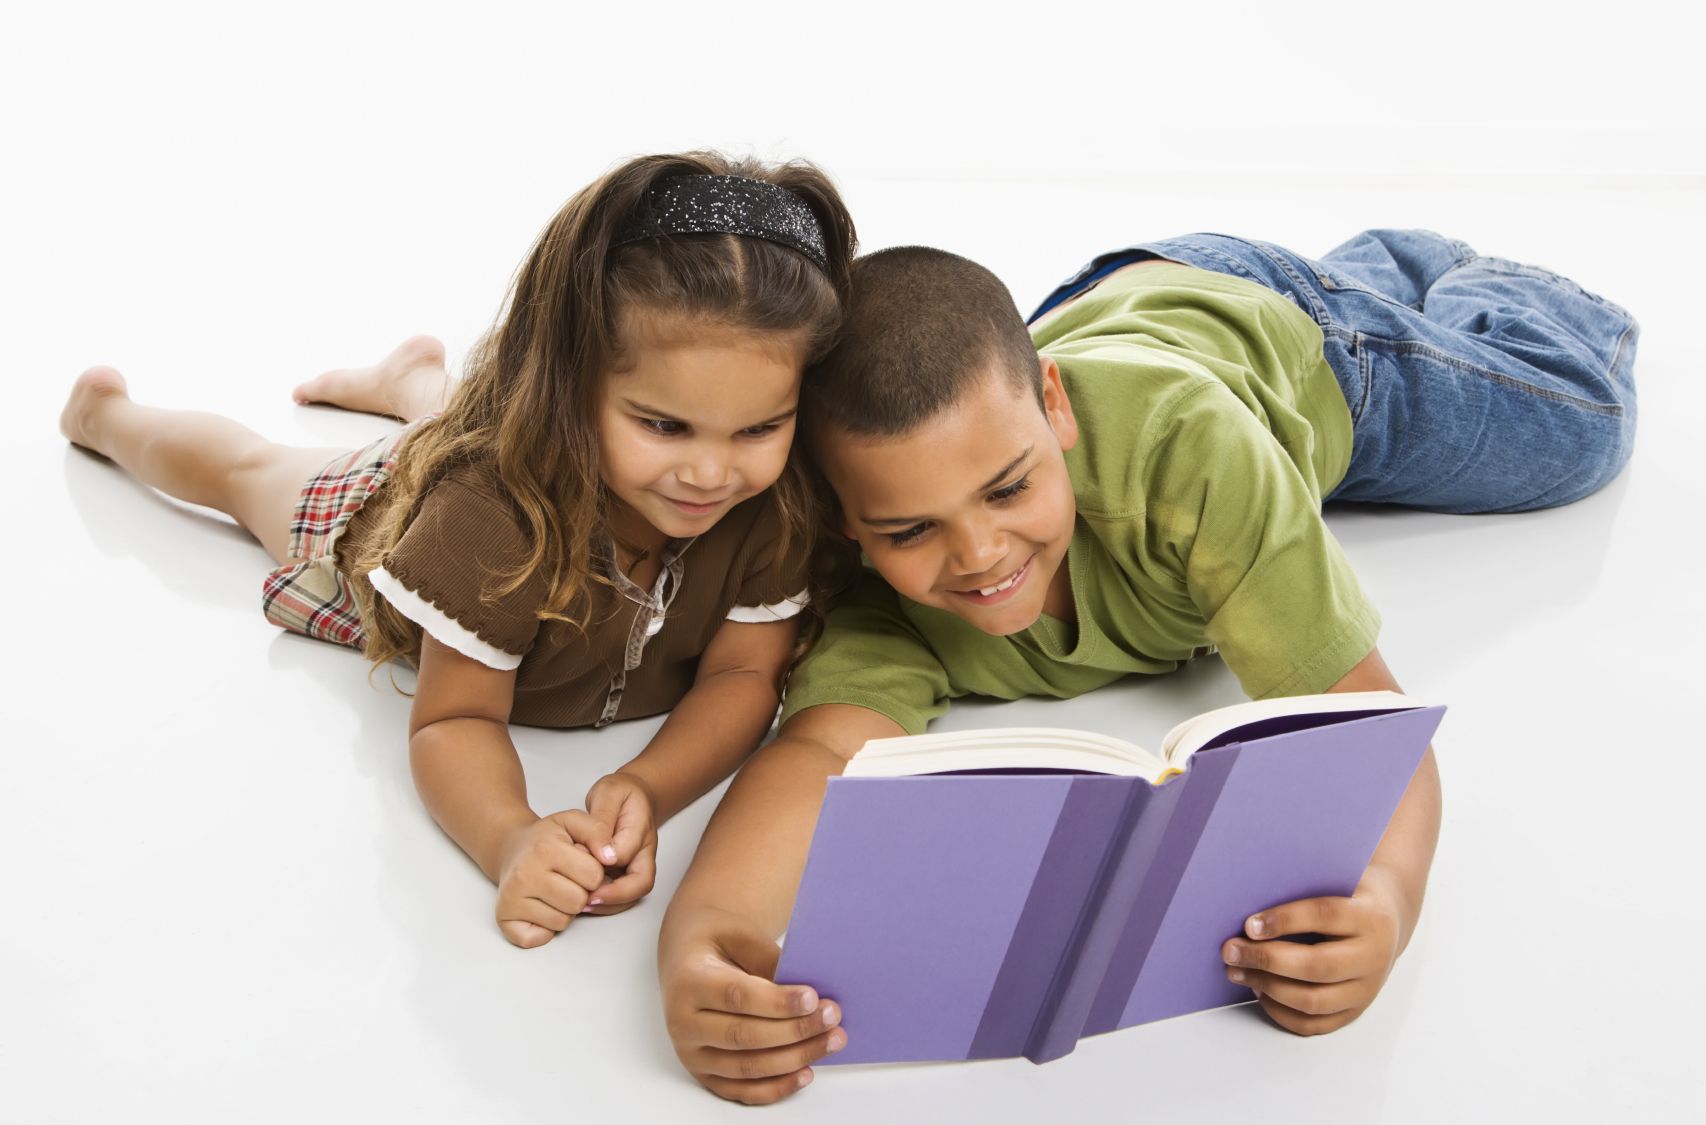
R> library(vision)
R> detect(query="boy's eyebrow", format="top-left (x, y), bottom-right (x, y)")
top-left (861, 446), bottom-right (1034, 525)
top-left (622, 398), bottom-right (797, 426)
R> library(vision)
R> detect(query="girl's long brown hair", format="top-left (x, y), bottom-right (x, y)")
top-left (352, 152), bottom-right (857, 670)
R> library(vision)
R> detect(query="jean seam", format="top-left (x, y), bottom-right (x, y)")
top-left (1249, 242), bottom-right (1331, 323)
top-left (1362, 334), bottom-right (1626, 417)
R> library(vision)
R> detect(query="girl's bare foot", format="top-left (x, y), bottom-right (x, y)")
top-left (60, 366), bottom-right (130, 454)
top-left (292, 335), bottom-right (452, 421)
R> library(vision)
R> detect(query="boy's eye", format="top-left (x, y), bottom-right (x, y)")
top-left (640, 418), bottom-right (686, 436)
top-left (886, 522), bottom-right (929, 547)
top-left (990, 476), bottom-right (1032, 502)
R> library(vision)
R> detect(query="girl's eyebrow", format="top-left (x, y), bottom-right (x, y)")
top-left (622, 397), bottom-right (797, 426)
top-left (862, 446), bottom-right (1033, 526)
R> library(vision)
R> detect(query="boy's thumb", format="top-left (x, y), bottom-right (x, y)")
top-left (716, 924), bottom-right (782, 981)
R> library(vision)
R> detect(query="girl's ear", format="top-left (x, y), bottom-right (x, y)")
top-left (1040, 356), bottom-right (1079, 453)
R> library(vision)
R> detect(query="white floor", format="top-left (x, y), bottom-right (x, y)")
top-left (5, 7), bottom-right (1704, 1123)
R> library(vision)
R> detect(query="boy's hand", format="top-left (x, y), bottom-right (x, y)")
top-left (659, 906), bottom-right (847, 1104)
top-left (493, 811), bottom-right (617, 949)
top-left (582, 771), bottom-right (660, 915)
top-left (1222, 867), bottom-right (1405, 1034)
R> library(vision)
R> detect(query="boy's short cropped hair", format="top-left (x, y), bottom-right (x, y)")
top-left (803, 246), bottom-right (1042, 439)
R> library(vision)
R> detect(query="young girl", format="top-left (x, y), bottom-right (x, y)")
top-left (58, 151), bottom-right (858, 949)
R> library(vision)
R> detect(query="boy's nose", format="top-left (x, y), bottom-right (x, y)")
top-left (944, 521), bottom-right (1005, 577)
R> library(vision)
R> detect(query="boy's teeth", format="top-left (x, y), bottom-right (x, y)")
top-left (978, 570), bottom-right (1020, 596)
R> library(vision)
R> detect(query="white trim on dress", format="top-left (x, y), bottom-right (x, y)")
top-left (368, 565), bottom-right (524, 671)
top-left (724, 590), bottom-right (809, 624)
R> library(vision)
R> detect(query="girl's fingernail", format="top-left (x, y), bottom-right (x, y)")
top-left (798, 1070), bottom-right (814, 1088)
top-left (601, 846), bottom-right (617, 864)
top-left (587, 897), bottom-right (603, 907)
top-left (1248, 915), bottom-right (1266, 937)
top-left (827, 1030), bottom-right (846, 1053)
top-left (821, 1002), bottom-right (840, 1028)
top-left (1229, 969), bottom-right (1246, 984)
top-left (1225, 944), bottom-right (1241, 965)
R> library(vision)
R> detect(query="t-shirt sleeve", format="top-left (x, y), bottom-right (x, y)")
top-left (723, 500), bottom-right (810, 624)
top-left (779, 572), bottom-right (952, 735)
top-left (366, 477), bottom-right (549, 670)
top-left (1142, 382), bottom-right (1380, 699)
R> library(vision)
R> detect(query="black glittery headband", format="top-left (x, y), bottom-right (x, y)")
top-left (612, 174), bottom-right (830, 272)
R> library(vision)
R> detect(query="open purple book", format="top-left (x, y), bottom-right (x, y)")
top-left (773, 691), bottom-right (1445, 1065)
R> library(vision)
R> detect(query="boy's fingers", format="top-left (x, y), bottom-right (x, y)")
top-left (694, 1002), bottom-right (842, 1054)
top-left (700, 1067), bottom-right (816, 1106)
top-left (1223, 934), bottom-right (1360, 984)
top-left (1228, 968), bottom-right (1364, 1017)
top-left (1255, 990), bottom-right (1362, 1036)
top-left (692, 963), bottom-right (814, 1020)
top-left (694, 1024), bottom-right (847, 1081)
top-left (1246, 896), bottom-right (1359, 941)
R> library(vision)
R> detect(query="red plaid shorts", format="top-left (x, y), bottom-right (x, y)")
top-left (260, 429), bottom-right (410, 649)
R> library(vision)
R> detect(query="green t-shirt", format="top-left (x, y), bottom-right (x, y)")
top-left (782, 263), bottom-right (1378, 735)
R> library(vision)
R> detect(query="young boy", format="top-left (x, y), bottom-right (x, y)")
top-left (656, 230), bottom-right (1638, 1104)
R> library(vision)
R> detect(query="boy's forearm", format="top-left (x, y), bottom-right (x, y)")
top-left (663, 731), bottom-right (848, 938)
top-left (616, 669), bottom-right (783, 825)
top-left (409, 717), bottom-right (537, 882)
top-left (1363, 745), bottom-right (1441, 953)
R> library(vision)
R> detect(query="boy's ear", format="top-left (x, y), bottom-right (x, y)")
top-left (1040, 356), bottom-right (1079, 452)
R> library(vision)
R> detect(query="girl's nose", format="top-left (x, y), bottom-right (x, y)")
top-left (677, 448), bottom-right (730, 492)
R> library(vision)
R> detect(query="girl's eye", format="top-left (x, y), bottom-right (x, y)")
top-left (886, 522), bottom-right (930, 547)
top-left (741, 423), bottom-right (782, 438)
top-left (991, 476), bottom-right (1032, 502)
top-left (640, 418), bottom-right (686, 436)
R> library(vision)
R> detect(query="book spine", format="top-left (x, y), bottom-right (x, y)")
top-left (964, 775), bottom-right (1134, 1061)
top-left (1020, 778), bottom-right (1179, 1064)
top-left (1082, 742), bottom-right (1244, 1036)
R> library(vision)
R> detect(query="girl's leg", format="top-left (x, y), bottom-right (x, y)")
top-left (292, 334), bottom-right (454, 422)
top-left (61, 368), bottom-right (345, 566)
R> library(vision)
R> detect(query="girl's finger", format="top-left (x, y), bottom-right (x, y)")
top-left (581, 863), bottom-right (653, 910)
top-left (1227, 967), bottom-right (1366, 1018)
top-left (498, 918), bottom-right (558, 949)
top-left (497, 896), bottom-right (572, 943)
top-left (529, 872), bottom-right (591, 916)
top-left (543, 838), bottom-right (608, 889)
top-left (547, 809), bottom-right (619, 867)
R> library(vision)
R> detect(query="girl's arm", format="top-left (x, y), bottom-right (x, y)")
top-left (577, 616), bottom-right (800, 917)
top-left (615, 616), bottom-right (801, 824)
top-left (409, 632), bottom-right (615, 947)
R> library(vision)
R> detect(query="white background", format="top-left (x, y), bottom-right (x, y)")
top-left (3, 2), bottom-right (1703, 1121)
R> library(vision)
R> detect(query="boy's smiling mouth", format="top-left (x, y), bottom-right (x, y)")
top-left (947, 555), bottom-right (1034, 605)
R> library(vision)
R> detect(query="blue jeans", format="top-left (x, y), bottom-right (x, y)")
top-left (1029, 230), bottom-right (1640, 513)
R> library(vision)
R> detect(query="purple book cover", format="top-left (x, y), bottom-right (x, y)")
top-left (774, 705), bottom-right (1445, 1065)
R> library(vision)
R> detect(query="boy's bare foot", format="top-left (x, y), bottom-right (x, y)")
top-left (60, 366), bottom-right (130, 454)
top-left (292, 335), bottom-right (452, 421)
